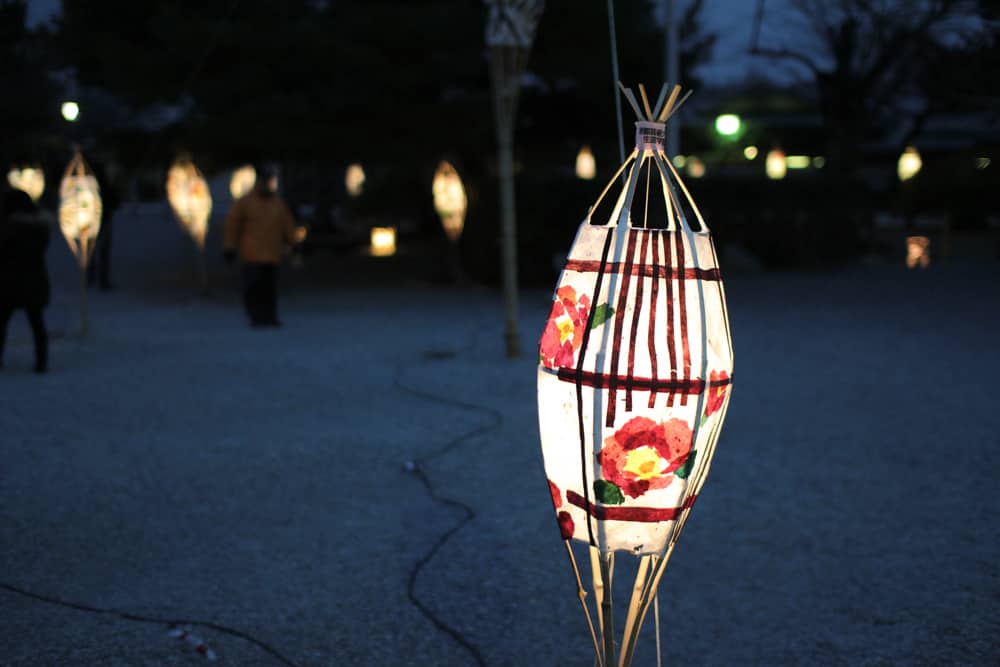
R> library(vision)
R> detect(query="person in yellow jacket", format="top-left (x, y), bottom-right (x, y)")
top-left (223, 163), bottom-right (306, 327)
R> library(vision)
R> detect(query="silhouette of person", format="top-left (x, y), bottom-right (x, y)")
top-left (223, 162), bottom-right (306, 327)
top-left (0, 184), bottom-right (51, 372)
top-left (87, 158), bottom-right (120, 290)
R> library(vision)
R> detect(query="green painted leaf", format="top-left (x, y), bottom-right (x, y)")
top-left (590, 303), bottom-right (614, 329)
top-left (674, 450), bottom-right (697, 479)
top-left (594, 479), bottom-right (625, 505)
top-left (699, 413), bottom-right (709, 429)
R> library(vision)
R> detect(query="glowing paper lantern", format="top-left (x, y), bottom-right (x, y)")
top-left (7, 166), bottom-right (45, 202)
top-left (432, 161), bottom-right (467, 242)
top-left (370, 226), bottom-right (397, 257)
top-left (61, 101), bottom-right (80, 122)
top-left (166, 157), bottom-right (213, 250)
top-left (345, 163), bottom-right (365, 197)
top-left (906, 235), bottom-right (930, 268)
top-left (59, 151), bottom-right (102, 268)
top-left (743, 145), bottom-right (758, 160)
top-left (576, 146), bottom-right (597, 180)
top-left (230, 164), bottom-right (256, 200)
top-left (686, 155), bottom-right (706, 178)
top-left (898, 146), bottom-right (922, 182)
top-left (766, 148), bottom-right (786, 180)
top-left (538, 84), bottom-right (734, 667)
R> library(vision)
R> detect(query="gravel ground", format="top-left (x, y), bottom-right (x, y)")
top-left (1, 206), bottom-right (997, 666)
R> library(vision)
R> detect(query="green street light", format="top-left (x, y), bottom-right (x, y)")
top-left (714, 113), bottom-right (741, 137)
top-left (61, 101), bottom-right (80, 122)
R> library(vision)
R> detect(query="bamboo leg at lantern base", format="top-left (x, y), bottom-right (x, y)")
top-left (79, 262), bottom-right (89, 338)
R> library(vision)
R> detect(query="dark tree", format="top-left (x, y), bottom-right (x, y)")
top-left (751, 0), bottom-right (997, 179)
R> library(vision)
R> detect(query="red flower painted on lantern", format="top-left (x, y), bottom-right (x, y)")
top-left (539, 285), bottom-right (591, 369)
top-left (598, 416), bottom-right (694, 499)
top-left (548, 479), bottom-right (562, 510)
top-left (557, 511), bottom-right (574, 540)
top-left (705, 370), bottom-right (729, 418)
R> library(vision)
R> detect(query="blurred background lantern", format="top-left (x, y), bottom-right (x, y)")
top-left (898, 146), bottom-right (922, 182)
top-left (906, 235), bottom-right (930, 268)
top-left (686, 155), bottom-right (706, 178)
top-left (345, 163), bottom-right (365, 197)
top-left (369, 226), bottom-right (396, 257)
top-left (59, 150), bottom-right (102, 335)
top-left (7, 166), bottom-right (45, 202)
top-left (432, 160), bottom-right (467, 243)
top-left (575, 146), bottom-right (596, 180)
top-left (60, 100), bottom-right (79, 122)
top-left (229, 164), bottom-right (255, 200)
top-left (766, 148), bottom-right (787, 180)
top-left (167, 157), bottom-right (213, 291)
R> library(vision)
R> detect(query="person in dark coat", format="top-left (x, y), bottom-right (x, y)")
top-left (0, 185), bottom-right (51, 373)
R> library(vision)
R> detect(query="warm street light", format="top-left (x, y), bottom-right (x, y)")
top-left (61, 101), bottom-right (80, 122)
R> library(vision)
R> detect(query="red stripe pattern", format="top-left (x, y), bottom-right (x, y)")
top-left (557, 368), bottom-right (731, 393)
top-left (563, 259), bottom-right (721, 281)
top-left (567, 489), bottom-right (698, 522)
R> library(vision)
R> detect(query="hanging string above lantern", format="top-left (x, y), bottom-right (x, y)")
top-left (537, 83), bottom-right (734, 667)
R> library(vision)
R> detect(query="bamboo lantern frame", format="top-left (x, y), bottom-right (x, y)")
top-left (59, 151), bottom-right (103, 335)
top-left (486, 0), bottom-right (544, 357)
top-left (432, 161), bottom-right (467, 243)
top-left (538, 84), bottom-right (733, 667)
top-left (8, 166), bottom-right (45, 202)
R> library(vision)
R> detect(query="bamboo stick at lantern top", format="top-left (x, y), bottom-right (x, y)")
top-left (167, 158), bottom-right (213, 250)
top-left (58, 152), bottom-right (102, 268)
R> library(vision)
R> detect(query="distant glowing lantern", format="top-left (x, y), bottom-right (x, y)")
top-left (898, 146), bottom-right (922, 182)
top-left (59, 151), bottom-right (102, 267)
top-left (812, 156), bottom-right (826, 169)
top-left (686, 155), bottom-right (706, 178)
top-left (743, 145), bottom-right (758, 160)
top-left (538, 84), bottom-right (733, 667)
top-left (7, 166), bottom-right (45, 202)
top-left (61, 101), bottom-right (80, 122)
top-left (432, 160), bottom-right (467, 242)
top-left (370, 226), bottom-right (397, 257)
top-left (576, 146), bottom-right (597, 180)
top-left (766, 149), bottom-right (787, 180)
top-left (714, 113), bottom-right (742, 137)
top-left (345, 163), bottom-right (365, 197)
top-left (672, 155), bottom-right (687, 168)
top-left (229, 164), bottom-right (256, 199)
top-left (166, 157), bottom-right (213, 250)
top-left (906, 235), bottom-right (930, 268)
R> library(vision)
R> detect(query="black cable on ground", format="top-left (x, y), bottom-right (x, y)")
top-left (393, 341), bottom-right (505, 667)
top-left (0, 582), bottom-right (301, 666)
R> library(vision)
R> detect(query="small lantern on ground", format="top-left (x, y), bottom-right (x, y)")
top-left (230, 164), bottom-right (255, 200)
top-left (370, 226), bottom-right (396, 257)
top-left (345, 163), bottom-right (365, 197)
top-left (576, 146), bottom-right (596, 180)
top-left (7, 166), bottom-right (45, 202)
top-left (906, 235), bottom-right (930, 268)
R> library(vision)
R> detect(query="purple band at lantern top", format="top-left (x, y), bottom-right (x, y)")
top-left (635, 121), bottom-right (665, 151)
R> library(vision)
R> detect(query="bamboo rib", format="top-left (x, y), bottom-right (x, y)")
top-left (617, 82), bottom-right (645, 121)
top-left (638, 84), bottom-right (654, 120)
top-left (651, 83), bottom-right (670, 121)
top-left (564, 541), bottom-right (603, 665)
top-left (657, 84), bottom-right (682, 122)
top-left (663, 90), bottom-right (693, 123)
top-left (616, 555), bottom-right (652, 667)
